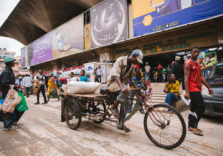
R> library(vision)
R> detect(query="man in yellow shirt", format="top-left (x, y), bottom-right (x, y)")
top-left (164, 74), bottom-right (180, 106)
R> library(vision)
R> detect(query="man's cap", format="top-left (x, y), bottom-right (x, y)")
top-left (4, 56), bottom-right (15, 63)
top-left (175, 56), bottom-right (181, 61)
top-left (131, 49), bottom-right (143, 64)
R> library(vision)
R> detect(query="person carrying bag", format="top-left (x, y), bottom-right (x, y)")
top-left (0, 56), bottom-right (27, 130)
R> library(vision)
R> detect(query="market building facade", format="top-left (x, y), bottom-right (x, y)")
top-left (3, 0), bottom-right (223, 77)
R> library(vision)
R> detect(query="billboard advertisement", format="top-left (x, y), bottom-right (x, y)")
top-left (20, 43), bottom-right (33, 68)
top-left (20, 47), bottom-right (25, 68)
top-left (25, 43), bottom-right (33, 66)
top-left (132, 0), bottom-right (223, 37)
top-left (84, 23), bottom-right (91, 50)
top-left (52, 14), bottom-right (84, 59)
top-left (33, 32), bottom-right (53, 65)
top-left (90, 0), bottom-right (128, 48)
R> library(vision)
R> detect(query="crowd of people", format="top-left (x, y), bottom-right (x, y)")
top-left (107, 47), bottom-right (215, 136)
top-left (0, 59), bottom-right (90, 130)
top-left (0, 47), bottom-right (218, 135)
top-left (34, 69), bottom-right (89, 104)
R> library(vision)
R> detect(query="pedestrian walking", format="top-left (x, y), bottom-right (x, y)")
top-left (172, 56), bottom-right (184, 89)
top-left (80, 70), bottom-right (88, 82)
top-left (35, 70), bottom-right (47, 104)
top-left (135, 64), bottom-right (143, 82)
top-left (96, 66), bottom-right (102, 82)
top-left (34, 76), bottom-right (39, 94)
top-left (0, 56), bottom-right (24, 130)
top-left (162, 67), bottom-right (167, 82)
top-left (128, 75), bottom-right (137, 113)
top-left (22, 74), bottom-right (32, 98)
top-left (144, 62), bottom-right (151, 81)
top-left (184, 47), bottom-right (213, 136)
top-left (157, 63), bottom-right (163, 82)
top-left (68, 72), bottom-right (79, 82)
top-left (47, 73), bottom-right (59, 101)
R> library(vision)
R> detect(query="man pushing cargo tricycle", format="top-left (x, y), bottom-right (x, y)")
top-left (59, 50), bottom-right (186, 150)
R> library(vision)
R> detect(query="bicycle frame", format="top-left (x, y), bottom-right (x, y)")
top-left (125, 90), bottom-right (169, 129)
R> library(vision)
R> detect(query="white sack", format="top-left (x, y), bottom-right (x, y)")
top-left (62, 81), bottom-right (100, 94)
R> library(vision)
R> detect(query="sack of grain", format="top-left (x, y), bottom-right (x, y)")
top-left (62, 81), bottom-right (100, 94)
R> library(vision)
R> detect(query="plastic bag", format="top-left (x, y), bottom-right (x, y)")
top-left (16, 91), bottom-right (28, 112)
top-left (2, 86), bottom-right (21, 113)
top-left (62, 81), bottom-right (100, 94)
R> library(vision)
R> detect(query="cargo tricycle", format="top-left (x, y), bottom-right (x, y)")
top-left (59, 85), bottom-right (186, 150)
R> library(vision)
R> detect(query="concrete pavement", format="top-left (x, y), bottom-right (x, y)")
top-left (0, 93), bottom-right (223, 156)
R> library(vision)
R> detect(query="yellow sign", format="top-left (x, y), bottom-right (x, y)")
top-left (84, 23), bottom-right (91, 50)
top-left (143, 15), bottom-right (153, 26)
top-left (132, 0), bottom-right (156, 19)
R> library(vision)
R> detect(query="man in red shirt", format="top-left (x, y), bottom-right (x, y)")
top-left (184, 47), bottom-right (213, 136)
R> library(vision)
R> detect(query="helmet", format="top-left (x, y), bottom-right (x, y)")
top-left (4, 56), bottom-right (15, 63)
top-left (131, 49), bottom-right (143, 64)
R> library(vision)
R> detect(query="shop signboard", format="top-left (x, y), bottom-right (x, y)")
top-left (33, 32), bottom-right (53, 65)
top-left (65, 67), bottom-right (72, 71)
top-left (90, 0), bottom-right (128, 48)
top-left (72, 65), bottom-right (84, 70)
top-left (113, 28), bottom-right (219, 60)
top-left (132, 0), bottom-right (223, 37)
top-left (52, 14), bottom-right (84, 59)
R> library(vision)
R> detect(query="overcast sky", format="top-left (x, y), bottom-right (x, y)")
top-left (0, 0), bottom-right (23, 56)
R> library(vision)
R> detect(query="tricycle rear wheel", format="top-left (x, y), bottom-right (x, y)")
top-left (93, 102), bottom-right (106, 124)
top-left (64, 98), bottom-right (82, 130)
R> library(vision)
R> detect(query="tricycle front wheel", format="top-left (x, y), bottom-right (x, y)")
top-left (144, 104), bottom-right (186, 149)
top-left (64, 99), bottom-right (82, 130)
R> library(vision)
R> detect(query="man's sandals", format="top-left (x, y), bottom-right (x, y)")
top-left (188, 127), bottom-right (204, 136)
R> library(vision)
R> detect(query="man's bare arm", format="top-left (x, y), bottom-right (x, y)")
top-left (184, 62), bottom-right (190, 93)
top-left (115, 77), bottom-right (124, 89)
top-left (201, 72), bottom-right (213, 95)
top-left (115, 77), bottom-right (128, 94)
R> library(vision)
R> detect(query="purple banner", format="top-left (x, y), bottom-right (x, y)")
top-left (33, 32), bottom-right (52, 65)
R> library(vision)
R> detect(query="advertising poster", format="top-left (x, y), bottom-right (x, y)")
top-left (90, 0), bottom-right (128, 48)
top-left (20, 47), bottom-right (25, 68)
top-left (52, 14), bottom-right (84, 59)
top-left (25, 43), bottom-right (34, 66)
top-left (33, 32), bottom-right (53, 65)
top-left (132, 0), bottom-right (223, 37)
top-left (84, 23), bottom-right (91, 50)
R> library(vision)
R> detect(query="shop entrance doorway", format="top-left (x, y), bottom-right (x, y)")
top-left (142, 52), bottom-right (185, 82)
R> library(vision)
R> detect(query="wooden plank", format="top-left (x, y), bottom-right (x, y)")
top-left (59, 92), bottom-right (106, 98)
